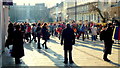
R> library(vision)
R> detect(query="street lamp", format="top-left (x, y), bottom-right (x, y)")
top-left (75, 0), bottom-right (77, 22)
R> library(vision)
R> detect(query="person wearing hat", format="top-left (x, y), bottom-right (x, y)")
top-left (11, 25), bottom-right (24, 64)
top-left (100, 23), bottom-right (114, 62)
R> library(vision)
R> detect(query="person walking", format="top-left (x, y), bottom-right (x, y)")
top-left (41, 23), bottom-right (50, 49)
top-left (61, 24), bottom-right (75, 64)
top-left (77, 24), bottom-right (85, 41)
top-left (31, 24), bottom-right (37, 42)
top-left (11, 25), bottom-right (24, 64)
top-left (49, 23), bottom-right (54, 36)
top-left (91, 26), bottom-right (97, 41)
top-left (100, 23), bottom-right (114, 62)
top-left (36, 23), bottom-right (42, 49)
top-left (25, 24), bottom-right (32, 43)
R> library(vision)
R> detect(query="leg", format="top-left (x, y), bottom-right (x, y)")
top-left (44, 40), bottom-right (48, 49)
top-left (82, 32), bottom-right (85, 41)
top-left (37, 37), bottom-right (41, 49)
top-left (15, 58), bottom-right (20, 64)
top-left (64, 50), bottom-right (68, 64)
top-left (34, 34), bottom-right (37, 42)
top-left (29, 33), bottom-right (31, 43)
top-left (86, 31), bottom-right (89, 39)
top-left (103, 53), bottom-right (110, 62)
top-left (52, 30), bottom-right (54, 36)
top-left (69, 50), bottom-right (73, 64)
top-left (26, 33), bottom-right (29, 42)
top-left (77, 32), bottom-right (81, 39)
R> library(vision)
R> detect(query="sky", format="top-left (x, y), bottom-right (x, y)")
top-left (13, 0), bottom-right (64, 8)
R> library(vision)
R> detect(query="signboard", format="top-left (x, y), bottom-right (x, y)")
top-left (3, 0), bottom-right (13, 5)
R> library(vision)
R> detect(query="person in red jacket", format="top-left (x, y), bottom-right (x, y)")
top-left (57, 25), bottom-right (63, 40)
top-left (25, 23), bottom-right (31, 43)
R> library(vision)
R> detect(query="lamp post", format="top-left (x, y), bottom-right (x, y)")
top-left (75, 0), bottom-right (77, 22)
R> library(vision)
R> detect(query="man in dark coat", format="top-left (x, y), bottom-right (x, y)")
top-left (61, 24), bottom-right (75, 64)
top-left (11, 25), bottom-right (24, 64)
top-left (36, 23), bottom-right (42, 49)
top-left (100, 23), bottom-right (114, 62)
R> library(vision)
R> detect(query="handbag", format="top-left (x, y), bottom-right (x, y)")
top-left (5, 39), bottom-right (13, 48)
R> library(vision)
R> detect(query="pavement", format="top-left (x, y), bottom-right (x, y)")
top-left (1, 36), bottom-right (120, 68)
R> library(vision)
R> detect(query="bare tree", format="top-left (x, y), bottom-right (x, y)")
top-left (89, 3), bottom-right (110, 23)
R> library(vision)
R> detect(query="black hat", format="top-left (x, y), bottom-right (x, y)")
top-left (16, 25), bottom-right (20, 30)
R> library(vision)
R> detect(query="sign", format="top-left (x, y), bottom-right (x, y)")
top-left (3, 0), bottom-right (13, 6)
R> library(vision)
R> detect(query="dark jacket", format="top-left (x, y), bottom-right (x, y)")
top-left (36, 26), bottom-right (42, 37)
top-left (42, 26), bottom-right (50, 40)
top-left (100, 27), bottom-right (113, 54)
top-left (61, 27), bottom-right (75, 50)
top-left (5, 25), bottom-right (14, 47)
top-left (11, 30), bottom-right (24, 58)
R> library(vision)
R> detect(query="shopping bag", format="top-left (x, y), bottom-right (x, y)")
top-left (4, 45), bottom-right (13, 56)
top-left (5, 47), bottom-right (11, 56)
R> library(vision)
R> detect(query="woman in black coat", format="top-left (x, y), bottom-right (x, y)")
top-left (41, 23), bottom-right (50, 49)
top-left (100, 23), bottom-right (114, 62)
top-left (5, 23), bottom-right (14, 48)
top-left (11, 25), bottom-right (24, 64)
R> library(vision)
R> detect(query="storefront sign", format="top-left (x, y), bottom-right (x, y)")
top-left (3, 0), bottom-right (13, 6)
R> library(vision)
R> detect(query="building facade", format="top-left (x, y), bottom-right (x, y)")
top-left (49, 2), bottom-right (64, 22)
top-left (49, 0), bottom-right (120, 23)
top-left (9, 3), bottom-right (50, 22)
top-left (67, 1), bottom-right (100, 22)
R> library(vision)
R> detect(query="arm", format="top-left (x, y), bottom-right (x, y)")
top-left (61, 30), bottom-right (64, 45)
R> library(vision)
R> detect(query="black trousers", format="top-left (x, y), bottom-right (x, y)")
top-left (37, 37), bottom-right (41, 48)
top-left (15, 58), bottom-right (20, 64)
top-left (42, 39), bottom-right (48, 48)
top-left (64, 50), bottom-right (73, 62)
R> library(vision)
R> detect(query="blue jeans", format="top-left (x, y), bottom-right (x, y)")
top-left (92, 35), bottom-right (96, 41)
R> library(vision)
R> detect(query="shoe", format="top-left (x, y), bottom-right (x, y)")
top-left (69, 61), bottom-right (74, 64)
top-left (63, 61), bottom-right (68, 64)
top-left (104, 58), bottom-right (110, 62)
top-left (35, 40), bottom-right (37, 42)
top-left (37, 47), bottom-right (41, 49)
top-left (45, 47), bottom-right (48, 49)
top-left (15, 62), bottom-right (22, 64)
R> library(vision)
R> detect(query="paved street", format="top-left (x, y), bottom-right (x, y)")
top-left (1, 36), bottom-right (120, 68)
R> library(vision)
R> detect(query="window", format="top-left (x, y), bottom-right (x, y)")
top-left (94, 14), bottom-right (96, 20)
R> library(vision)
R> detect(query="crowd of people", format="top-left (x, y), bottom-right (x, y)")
top-left (5, 20), bottom-right (119, 64)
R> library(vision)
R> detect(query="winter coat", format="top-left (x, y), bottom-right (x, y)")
top-left (91, 27), bottom-right (97, 35)
top-left (5, 26), bottom-right (14, 47)
top-left (100, 27), bottom-right (114, 54)
top-left (42, 26), bottom-right (50, 40)
top-left (11, 30), bottom-right (24, 58)
top-left (61, 27), bottom-right (75, 50)
top-left (36, 26), bottom-right (41, 37)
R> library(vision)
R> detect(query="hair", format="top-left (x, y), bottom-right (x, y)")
top-left (67, 24), bottom-right (70, 28)
top-left (107, 23), bottom-right (113, 27)
top-left (38, 23), bottom-right (41, 26)
top-left (44, 23), bottom-right (47, 26)
top-left (15, 25), bottom-right (20, 30)
top-left (8, 23), bottom-right (13, 28)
